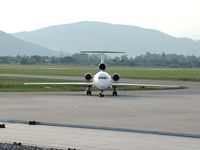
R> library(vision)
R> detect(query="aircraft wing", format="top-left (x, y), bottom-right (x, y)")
top-left (111, 83), bottom-right (181, 88)
top-left (24, 82), bottom-right (93, 86)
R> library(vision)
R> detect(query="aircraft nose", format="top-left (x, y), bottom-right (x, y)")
top-left (98, 81), bottom-right (109, 89)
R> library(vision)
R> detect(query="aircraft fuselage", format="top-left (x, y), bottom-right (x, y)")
top-left (93, 71), bottom-right (112, 90)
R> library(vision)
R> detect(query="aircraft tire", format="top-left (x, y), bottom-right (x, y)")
top-left (113, 91), bottom-right (118, 96)
top-left (99, 92), bottom-right (104, 97)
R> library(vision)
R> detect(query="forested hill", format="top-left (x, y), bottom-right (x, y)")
top-left (0, 31), bottom-right (53, 56)
top-left (1, 52), bottom-right (200, 68)
top-left (14, 21), bottom-right (200, 56)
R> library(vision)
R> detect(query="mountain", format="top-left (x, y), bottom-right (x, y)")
top-left (14, 21), bottom-right (200, 57)
top-left (0, 31), bottom-right (53, 56)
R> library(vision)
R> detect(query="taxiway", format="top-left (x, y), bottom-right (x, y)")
top-left (0, 76), bottom-right (200, 149)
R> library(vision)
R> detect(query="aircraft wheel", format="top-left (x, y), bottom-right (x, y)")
top-left (99, 92), bottom-right (104, 97)
top-left (88, 91), bottom-right (92, 95)
top-left (113, 91), bottom-right (118, 96)
top-left (86, 90), bottom-right (92, 95)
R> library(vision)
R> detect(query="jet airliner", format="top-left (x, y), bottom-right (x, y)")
top-left (25, 51), bottom-right (180, 97)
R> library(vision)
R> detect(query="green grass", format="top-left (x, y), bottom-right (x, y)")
top-left (114, 69), bottom-right (200, 81)
top-left (0, 77), bottom-right (84, 92)
top-left (1, 64), bottom-right (200, 81)
top-left (0, 77), bottom-right (182, 92)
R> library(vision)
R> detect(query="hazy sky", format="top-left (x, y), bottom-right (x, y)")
top-left (0, 0), bottom-right (200, 39)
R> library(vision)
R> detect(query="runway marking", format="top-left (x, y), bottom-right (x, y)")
top-left (1, 120), bottom-right (200, 139)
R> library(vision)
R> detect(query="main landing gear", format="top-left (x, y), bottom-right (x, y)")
top-left (99, 90), bottom-right (104, 97)
top-left (99, 88), bottom-right (118, 97)
top-left (87, 88), bottom-right (117, 97)
top-left (112, 87), bottom-right (118, 96)
top-left (86, 87), bottom-right (92, 95)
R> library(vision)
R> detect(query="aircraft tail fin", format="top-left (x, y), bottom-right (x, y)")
top-left (80, 50), bottom-right (125, 63)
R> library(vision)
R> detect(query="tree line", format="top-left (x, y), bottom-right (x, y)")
top-left (1, 52), bottom-right (200, 68)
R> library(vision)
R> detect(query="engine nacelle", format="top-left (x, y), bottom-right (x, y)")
top-left (112, 73), bottom-right (120, 82)
top-left (84, 73), bottom-right (93, 81)
top-left (99, 63), bottom-right (106, 71)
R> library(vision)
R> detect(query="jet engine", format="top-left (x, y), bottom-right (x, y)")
top-left (112, 73), bottom-right (120, 82)
top-left (99, 63), bottom-right (106, 71)
top-left (84, 73), bottom-right (93, 81)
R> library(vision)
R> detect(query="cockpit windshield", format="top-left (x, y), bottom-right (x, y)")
top-left (99, 76), bottom-right (107, 79)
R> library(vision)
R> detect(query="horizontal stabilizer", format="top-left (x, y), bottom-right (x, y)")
top-left (80, 50), bottom-right (125, 54)
top-left (80, 50), bottom-right (125, 63)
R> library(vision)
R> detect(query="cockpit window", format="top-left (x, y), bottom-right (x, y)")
top-left (99, 76), bottom-right (107, 79)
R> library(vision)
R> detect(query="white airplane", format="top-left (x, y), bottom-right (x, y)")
top-left (25, 51), bottom-right (180, 97)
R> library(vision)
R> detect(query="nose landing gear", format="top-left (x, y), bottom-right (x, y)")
top-left (99, 90), bottom-right (104, 97)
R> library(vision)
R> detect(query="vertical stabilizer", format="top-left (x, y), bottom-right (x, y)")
top-left (80, 51), bottom-right (125, 63)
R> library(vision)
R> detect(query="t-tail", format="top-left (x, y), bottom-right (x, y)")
top-left (80, 50), bottom-right (125, 63)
